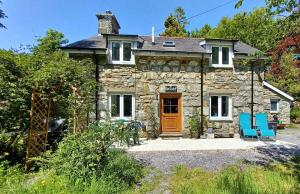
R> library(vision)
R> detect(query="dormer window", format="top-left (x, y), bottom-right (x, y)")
top-left (110, 41), bottom-right (135, 64)
top-left (210, 45), bottom-right (233, 67)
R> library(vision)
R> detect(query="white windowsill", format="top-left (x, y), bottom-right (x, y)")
top-left (209, 117), bottom-right (233, 122)
top-left (209, 64), bottom-right (233, 68)
top-left (110, 61), bottom-right (135, 65)
top-left (270, 111), bottom-right (279, 114)
top-left (110, 117), bottom-right (134, 121)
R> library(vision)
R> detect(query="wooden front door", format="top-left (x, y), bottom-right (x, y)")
top-left (160, 93), bottom-right (182, 133)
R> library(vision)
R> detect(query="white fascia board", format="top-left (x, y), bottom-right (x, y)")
top-left (262, 81), bottom-right (294, 101)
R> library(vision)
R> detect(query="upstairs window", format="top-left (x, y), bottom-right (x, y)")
top-left (112, 42), bottom-right (120, 61)
top-left (110, 41), bottom-right (134, 64)
top-left (211, 46), bottom-right (232, 67)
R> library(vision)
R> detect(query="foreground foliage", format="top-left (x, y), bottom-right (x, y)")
top-left (170, 158), bottom-right (300, 194)
top-left (0, 122), bottom-right (144, 194)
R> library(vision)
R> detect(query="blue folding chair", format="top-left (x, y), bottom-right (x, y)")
top-left (239, 113), bottom-right (257, 138)
top-left (255, 113), bottom-right (276, 140)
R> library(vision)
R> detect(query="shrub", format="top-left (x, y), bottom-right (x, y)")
top-left (104, 149), bottom-right (143, 186)
top-left (0, 132), bottom-right (25, 165)
top-left (291, 107), bottom-right (300, 123)
top-left (51, 122), bottom-right (144, 185)
top-left (188, 111), bottom-right (201, 138)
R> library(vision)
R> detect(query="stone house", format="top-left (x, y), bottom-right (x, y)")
top-left (62, 11), bottom-right (294, 137)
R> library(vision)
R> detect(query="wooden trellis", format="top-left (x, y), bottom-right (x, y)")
top-left (25, 91), bottom-right (51, 170)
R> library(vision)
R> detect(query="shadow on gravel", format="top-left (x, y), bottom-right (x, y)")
top-left (244, 145), bottom-right (300, 166)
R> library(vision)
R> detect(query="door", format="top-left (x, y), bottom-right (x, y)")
top-left (160, 93), bottom-right (182, 133)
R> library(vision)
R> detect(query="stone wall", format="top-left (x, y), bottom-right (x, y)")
top-left (98, 55), bottom-right (292, 137)
top-left (263, 88), bottom-right (291, 124)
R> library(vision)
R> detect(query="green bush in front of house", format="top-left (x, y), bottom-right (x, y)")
top-left (0, 121), bottom-right (144, 194)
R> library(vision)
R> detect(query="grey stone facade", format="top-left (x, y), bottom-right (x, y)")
top-left (97, 56), bottom-right (292, 137)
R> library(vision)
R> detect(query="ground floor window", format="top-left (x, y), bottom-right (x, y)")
top-left (270, 99), bottom-right (279, 113)
top-left (109, 94), bottom-right (135, 119)
top-left (210, 95), bottom-right (232, 120)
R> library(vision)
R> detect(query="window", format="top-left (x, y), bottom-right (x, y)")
top-left (212, 47), bottom-right (219, 64)
top-left (110, 41), bottom-right (134, 64)
top-left (163, 98), bottom-right (178, 113)
top-left (211, 46), bottom-right (231, 67)
top-left (112, 42), bottom-right (120, 61)
top-left (222, 47), bottom-right (229, 64)
top-left (123, 42), bottom-right (132, 61)
top-left (210, 95), bottom-right (232, 120)
top-left (109, 94), bottom-right (135, 119)
top-left (270, 99), bottom-right (279, 113)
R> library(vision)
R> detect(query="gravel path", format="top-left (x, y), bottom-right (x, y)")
top-left (130, 128), bottom-right (300, 173)
top-left (130, 146), bottom-right (299, 173)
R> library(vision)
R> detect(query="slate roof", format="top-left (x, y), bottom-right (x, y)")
top-left (63, 35), bottom-right (106, 50)
top-left (62, 34), bottom-right (261, 55)
top-left (137, 36), bottom-right (207, 54)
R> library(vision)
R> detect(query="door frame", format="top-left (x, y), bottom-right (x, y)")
top-left (160, 93), bottom-right (182, 133)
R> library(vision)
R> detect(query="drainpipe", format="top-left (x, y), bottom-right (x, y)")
top-left (199, 53), bottom-right (204, 138)
top-left (251, 61), bottom-right (254, 129)
top-left (93, 50), bottom-right (100, 121)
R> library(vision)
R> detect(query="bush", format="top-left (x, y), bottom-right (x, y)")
top-left (0, 132), bottom-right (25, 165)
top-left (291, 107), bottom-right (300, 123)
top-left (51, 122), bottom-right (144, 186)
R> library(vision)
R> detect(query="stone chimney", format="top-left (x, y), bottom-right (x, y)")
top-left (96, 11), bottom-right (120, 35)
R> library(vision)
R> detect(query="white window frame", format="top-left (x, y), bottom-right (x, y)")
top-left (209, 45), bottom-right (233, 68)
top-left (109, 41), bottom-right (136, 65)
top-left (209, 95), bottom-right (232, 121)
top-left (270, 99), bottom-right (280, 113)
top-left (108, 93), bottom-right (135, 120)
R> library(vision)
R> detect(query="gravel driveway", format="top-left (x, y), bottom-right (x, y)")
top-left (130, 128), bottom-right (300, 173)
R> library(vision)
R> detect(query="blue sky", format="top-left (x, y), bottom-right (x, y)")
top-left (0, 0), bottom-right (264, 50)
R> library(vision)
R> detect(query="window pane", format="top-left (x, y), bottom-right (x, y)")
top-left (222, 47), bottom-right (229, 64)
top-left (163, 98), bottom-right (178, 113)
top-left (221, 96), bottom-right (229, 117)
top-left (212, 47), bottom-right (219, 64)
top-left (123, 42), bottom-right (132, 61)
top-left (270, 100), bottom-right (278, 111)
top-left (164, 98), bottom-right (172, 106)
top-left (164, 106), bottom-right (171, 113)
top-left (170, 106), bottom-right (178, 113)
top-left (211, 96), bottom-right (219, 117)
top-left (123, 95), bottom-right (132, 117)
top-left (111, 95), bottom-right (120, 117)
top-left (112, 42), bottom-right (120, 61)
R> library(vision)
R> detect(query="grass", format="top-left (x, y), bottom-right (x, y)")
top-left (169, 158), bottom-right (300, 194)
top-left (1, 158), bottom-right (299, 194)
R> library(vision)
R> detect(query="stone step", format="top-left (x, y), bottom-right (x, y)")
top-left (159, 133), bottom-right (183, 140)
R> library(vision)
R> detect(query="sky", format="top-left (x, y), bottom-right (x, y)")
top-left (0, 0), bottom-right (265, 50)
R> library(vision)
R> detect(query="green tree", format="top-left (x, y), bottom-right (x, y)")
top-left (161, 15), bottom-right (187, 37)
top-left (235, 0), bottom-right (300, 15)
top-left (204, 8), bottom-right (281, 51)
top-left (266, 53), bottom-right (300, 98)
top-left (190, 24), bottom-right (212, 38)
top-left (174, 6), bottom-right (189, 28)
top-left (0, 29), bottom-right (95, 133)
top-left (0, 0), bottom-right (6, 28)
top-left (161, 7), bottom-right (188, 37)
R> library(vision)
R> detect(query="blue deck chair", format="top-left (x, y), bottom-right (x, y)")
top-left (255, 113), bottom-right (276, 140)
top-left (239, 113), bottom-right (257, 138)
